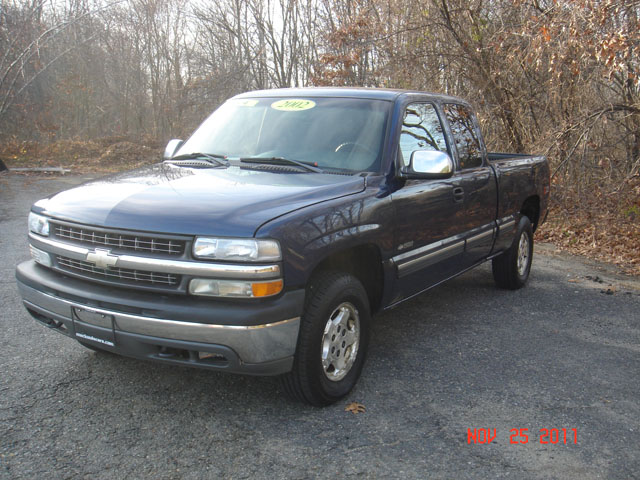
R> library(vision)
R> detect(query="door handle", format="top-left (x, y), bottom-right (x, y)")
top-left (453, 186), bottom-right (464, 202)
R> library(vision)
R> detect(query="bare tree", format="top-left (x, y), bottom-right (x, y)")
top-left (0, 0), bottom-right (119, 137)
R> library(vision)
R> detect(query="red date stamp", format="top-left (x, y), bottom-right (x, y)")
top-left (467, 428), bottom-right (578, 444)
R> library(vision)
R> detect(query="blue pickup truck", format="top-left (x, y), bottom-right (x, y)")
top-left (16, 88), bottom-right (549, 405)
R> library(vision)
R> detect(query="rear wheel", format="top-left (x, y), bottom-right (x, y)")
top-left (281, 271), bottom-right (371, 406)
top-left (492, 215), bottom-right (534, 289)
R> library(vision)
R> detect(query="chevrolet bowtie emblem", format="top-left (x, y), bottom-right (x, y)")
top-left (86, 248), bottom-right (119, 269)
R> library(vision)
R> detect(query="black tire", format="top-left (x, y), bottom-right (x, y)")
top-left (281, 271), bottom-right (371, 406)
top-left (492, 215), bottom-right (534, 290)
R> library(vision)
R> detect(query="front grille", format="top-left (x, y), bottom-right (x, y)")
top-left (56, 255), bottom-right (181, 286)
top-left (52, 223), bottom-right (185, 256)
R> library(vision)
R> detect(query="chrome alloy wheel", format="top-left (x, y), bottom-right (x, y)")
top-left (321, 302), bottom-right (360, 382)
top-left (517, 233), bottom-right (530, 276)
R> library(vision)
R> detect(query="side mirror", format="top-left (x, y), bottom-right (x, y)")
top-left (401, 150), bottom-right (454, 179)
top-left (163, 139), bottom-right (183, 160)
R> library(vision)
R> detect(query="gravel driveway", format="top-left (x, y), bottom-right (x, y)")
top-left (1, 174), bottom-right (639, 479)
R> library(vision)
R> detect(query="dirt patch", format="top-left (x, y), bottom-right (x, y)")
top-left (536, 243), bottom-right (640, 292)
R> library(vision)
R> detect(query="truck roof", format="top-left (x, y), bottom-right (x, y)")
top-left (234, 87), bottom-right (468, 105)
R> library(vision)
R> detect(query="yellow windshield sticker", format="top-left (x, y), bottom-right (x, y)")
top-left (271, 99), bottom-right (316, 111)
top-left (234, 99), bottom-right (259, 107)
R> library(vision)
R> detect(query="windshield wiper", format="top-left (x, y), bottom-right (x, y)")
top-left (240, 156), bottom-right (323, 173)
top-left (168, 152), bottom-right (228, 166)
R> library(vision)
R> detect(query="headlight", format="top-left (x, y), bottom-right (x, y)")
top-left (28, 212), bottom-right (49, 236)
top-left (193, 237), bottom-right (281, 262)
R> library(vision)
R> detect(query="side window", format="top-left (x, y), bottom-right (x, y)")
top-left (399, 103), bottom-right (447, 166)
top-left (443, 104), bottom-right (483, 169)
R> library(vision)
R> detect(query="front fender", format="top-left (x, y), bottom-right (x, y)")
top-left (255, 182), bottom-right (395, 290)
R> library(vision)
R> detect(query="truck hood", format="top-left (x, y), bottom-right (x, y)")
top-left (35, 163), bottom-right (366, 237)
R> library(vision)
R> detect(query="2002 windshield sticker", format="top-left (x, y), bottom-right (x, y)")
top-left (271, 99), bottom-right (316, 111)
top-left (467, 428), bottom-right (578, 445)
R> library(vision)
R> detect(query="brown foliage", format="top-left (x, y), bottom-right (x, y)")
top-left (0, 137), bottom-right (161, 173)
top-left (99, 142), bottom-right (155, 165)
top-left (538, 176), bottom-right (640, 276)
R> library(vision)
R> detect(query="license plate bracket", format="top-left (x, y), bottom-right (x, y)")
top-left (72, 307), bottom-right (116, 348)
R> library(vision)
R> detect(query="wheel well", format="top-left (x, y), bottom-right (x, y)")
top-left (521, 196), bottom-right (540, 232)
top-left (311, 245), bottom-right (384, 314)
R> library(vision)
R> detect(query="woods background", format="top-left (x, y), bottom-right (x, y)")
top-left (1, 0), bottom-right (639, 271)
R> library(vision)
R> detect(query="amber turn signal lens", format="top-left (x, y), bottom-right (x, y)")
top-left (252, 279), bottom-right (283, 297)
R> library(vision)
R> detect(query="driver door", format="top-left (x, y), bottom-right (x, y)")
top-left (390, 102), bottom-right (467, 302)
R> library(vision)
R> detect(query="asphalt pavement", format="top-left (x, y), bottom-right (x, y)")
top-left (1, 173), bottom-right (639, 479)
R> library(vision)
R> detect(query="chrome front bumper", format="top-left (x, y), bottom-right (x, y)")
top-left (16, 261), bottom-right (302, 375)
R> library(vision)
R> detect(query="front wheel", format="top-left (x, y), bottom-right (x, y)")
top-left (281, 271), bottom-right (371, 406)
top-left (492, 215), bottom-right (534, 289)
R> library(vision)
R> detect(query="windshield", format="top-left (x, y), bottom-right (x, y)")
top-left (175, 97), bottom-right (391, 173)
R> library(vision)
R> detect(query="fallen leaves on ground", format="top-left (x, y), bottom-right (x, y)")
top-left (536, 176), bottom-right (640, 277)
top-left (345, 402), bottom-right (366, 414)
